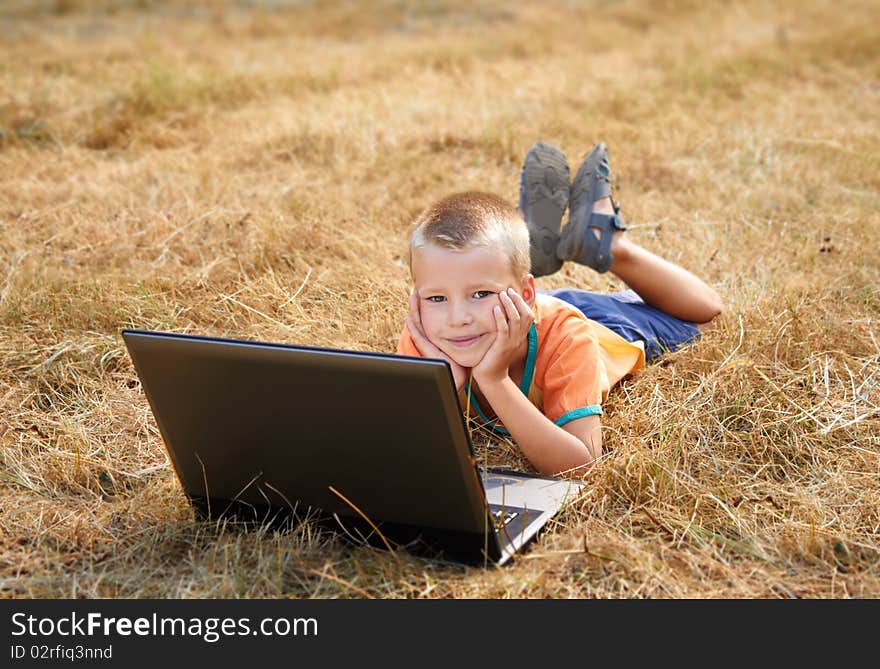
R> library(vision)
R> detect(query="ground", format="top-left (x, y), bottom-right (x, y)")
top-left (1, 0), bottom-right (878, 597)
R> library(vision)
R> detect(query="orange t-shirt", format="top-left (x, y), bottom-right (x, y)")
top-left (396, 293), bottom-right (646, 435)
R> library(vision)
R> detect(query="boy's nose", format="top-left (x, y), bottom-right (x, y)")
top-left (447, 301), bottom-right (474, 326)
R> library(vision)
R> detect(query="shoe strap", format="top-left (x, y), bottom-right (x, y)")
top-left (590, 161), bottom-right (613, 202)
top-left (586, 212), bottom-right (625, 273)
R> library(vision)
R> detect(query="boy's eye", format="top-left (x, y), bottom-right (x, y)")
top-left (423, 292), bottom-right (492, 302)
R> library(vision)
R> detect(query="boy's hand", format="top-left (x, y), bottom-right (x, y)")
top-left (404, 289), bottom-right (468, 391)
top-left (473, 288), bottom-right (535, 386)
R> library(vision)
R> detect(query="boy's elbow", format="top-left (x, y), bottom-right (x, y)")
top-left (556, 454), bottom-right (598, 479)
top-left (554, 433), bottom-right (602, 478)
top-left (587, 431), bottom-right (603, 464)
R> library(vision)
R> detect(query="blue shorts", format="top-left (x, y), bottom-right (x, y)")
top-left (542, 288), bottom-right (700, 362)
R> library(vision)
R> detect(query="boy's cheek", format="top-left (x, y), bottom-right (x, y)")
top-left (422, 324), bottom-right (449, 351)
top-left (418, 315), bottom-right (440, 340)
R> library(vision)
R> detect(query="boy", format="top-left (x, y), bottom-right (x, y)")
top-left (397, 141), bottom-right (723, 477)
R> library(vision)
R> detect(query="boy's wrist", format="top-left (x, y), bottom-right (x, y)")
top-left (473, 373), bottom-right (515, 397)
top-left (472, 360), bottom-right (512, 387)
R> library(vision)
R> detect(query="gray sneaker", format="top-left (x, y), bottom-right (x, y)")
top-left (518, 141), bottom-right (570, 278)
top-left (557, 142), bottom-right (627, 274)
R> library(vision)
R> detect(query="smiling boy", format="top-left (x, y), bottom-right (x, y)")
top-left (397, 142), bottom-right (722, 477)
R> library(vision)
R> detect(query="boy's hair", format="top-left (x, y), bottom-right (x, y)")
top-left (408, 191), bottom-right (531, 278)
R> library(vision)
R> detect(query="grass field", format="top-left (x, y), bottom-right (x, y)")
top-left (1, 0), bottom-right (878, 598)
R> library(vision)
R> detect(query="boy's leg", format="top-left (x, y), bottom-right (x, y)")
top-left (606, 234), bottom-right (723, 325)
top-left (557, 143), bottom-right (723, 324)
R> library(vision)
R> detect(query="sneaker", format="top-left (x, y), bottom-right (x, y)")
top-left (557, 142), bottom-right (627, 273)
top-left (518, 141), bottom-right (570, 278)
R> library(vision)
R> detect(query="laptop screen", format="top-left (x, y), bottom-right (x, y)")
top-left (122, 330), bottom-right (490, 534)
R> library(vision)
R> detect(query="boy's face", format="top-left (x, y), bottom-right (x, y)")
top-left (411, 243), bottom-right (535, 369)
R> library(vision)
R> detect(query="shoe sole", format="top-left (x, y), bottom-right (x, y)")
top-left (518, 142), bottom-right (570, 277)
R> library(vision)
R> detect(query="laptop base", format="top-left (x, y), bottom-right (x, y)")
top-left (188, 497), bottom-right (525, 566)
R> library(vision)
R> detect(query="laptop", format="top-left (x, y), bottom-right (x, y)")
top-left (121, 329), bottom-right (584, 566)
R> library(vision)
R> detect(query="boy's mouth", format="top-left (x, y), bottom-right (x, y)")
top-left (446, 334), bottom-right (484, 347)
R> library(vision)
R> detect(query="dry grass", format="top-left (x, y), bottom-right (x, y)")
top-left (1, 0), bottom-right (878, 598)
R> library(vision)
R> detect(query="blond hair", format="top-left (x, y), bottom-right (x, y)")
top-left (407, 191), bottom-right (530, 278)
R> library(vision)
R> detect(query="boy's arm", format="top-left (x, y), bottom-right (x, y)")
top-left (478, 377), bottom-right (602, 477)
top-left (562, 414), bottom-right (603, 463)
top-left (472, 287), bottom-right (605, 477)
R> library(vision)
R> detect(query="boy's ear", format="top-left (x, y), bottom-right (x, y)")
top-left (520, 273), bottom-right (537, 307)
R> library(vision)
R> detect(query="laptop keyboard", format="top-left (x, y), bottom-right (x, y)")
top-left (489, 508), bottom-right (519, 528)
